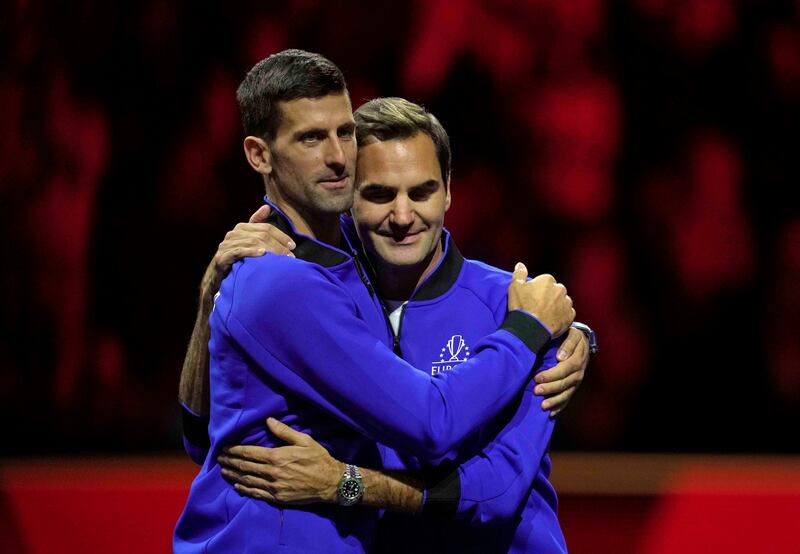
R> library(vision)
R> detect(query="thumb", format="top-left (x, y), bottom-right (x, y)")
top-left (249, 204), bottom-right (272, 224)
top-left (266, 417), bottom-right (311, 446)
top-left (512, 262), bottom-right (528, 283)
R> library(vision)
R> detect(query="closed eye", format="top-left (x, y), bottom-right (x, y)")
top-left (408, 180), bottom-right (440, 201)
top-left (359, 185), bottom-right (397, 203)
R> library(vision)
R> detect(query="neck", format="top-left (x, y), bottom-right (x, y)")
top-left (372, 241), bottom-right (444, 301)
top-left (267, 186), bottom-right (341, 246)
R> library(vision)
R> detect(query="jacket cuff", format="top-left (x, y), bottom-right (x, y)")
top-left (500, 310), bottom-right (552, 354)
top-left (421, 462), bottom-right (461, 518)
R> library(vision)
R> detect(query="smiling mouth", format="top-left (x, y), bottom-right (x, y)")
top-left (378, 231), bottom-right (423, 245)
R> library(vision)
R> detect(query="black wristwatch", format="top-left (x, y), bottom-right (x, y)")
top-left (337, 464), bottom-right (364, 506)
top-left (571, 322), bottom-right (598, 356)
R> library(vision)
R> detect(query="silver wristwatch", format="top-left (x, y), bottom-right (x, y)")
top-left (337, 464), bottom-right (364, 506)
top-left (571, 322), bottom-right (598, 356)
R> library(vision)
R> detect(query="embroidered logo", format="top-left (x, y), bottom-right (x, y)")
top-left (431, 334), bottom-right (470, 375)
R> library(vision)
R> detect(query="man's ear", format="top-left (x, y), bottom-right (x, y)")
top-left (444, 177), bottom-right (452, 212)
top-left (243, 136), bottom-right (272, 175)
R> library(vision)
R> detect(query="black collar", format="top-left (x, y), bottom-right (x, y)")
top-left (264, 202), bottom-right (351, 268)
top-left (411, 230), bottom-right (464, 301)
top-left (341, 214), bottom-right (464, 302)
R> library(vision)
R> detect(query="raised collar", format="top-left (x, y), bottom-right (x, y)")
top-left (263, 200), bottom-right (352, 268)
top-left (341, 213), bottom-right (464, 302)
top-left (410, 230), bottom-right (465, 301)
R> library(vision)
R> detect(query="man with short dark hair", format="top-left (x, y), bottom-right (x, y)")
top-left (174, 50), bottom-right (576, 553)
top-left (201, 97), bottom-right (584, 552)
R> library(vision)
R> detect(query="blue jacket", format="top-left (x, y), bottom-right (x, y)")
top-left (174, 205), bottom-right (553, 553)
top-left (367, 224), bottom-right (566, 553)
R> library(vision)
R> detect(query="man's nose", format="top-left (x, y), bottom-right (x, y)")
top-left (324, 137), bottom-right (347, 169)
top-left (390, 197), bottom-right (414, 227)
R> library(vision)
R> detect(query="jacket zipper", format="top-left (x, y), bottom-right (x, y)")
top-left (351, 250), bottom-right (405, 356)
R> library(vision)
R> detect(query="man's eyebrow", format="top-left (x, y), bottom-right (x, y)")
top-left (409, 179), bottom-right (440, 192)
top-left (359, 183), bottom-right (394, 192)
top-left (360, 180), bottom-right (440, 191)
top-left (292, 127), bottom-right (325, 139)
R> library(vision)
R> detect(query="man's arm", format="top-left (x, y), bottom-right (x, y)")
top-left (177, 264), bottom-right (216, 464)
top-left (178, 205), bottom-right (295, 463)
top-left (179, 207), bottom-right (587, 458)
top-left (219, 255), bottom-right (572, 460)
top-left (219, 341), bottom-right (563, 520)
top-left (219, 418), bottom-right (424, 513)
top-left (180, 212), bottom-right (587, 410)
top-left (178, 262), bottom-right (217, 419)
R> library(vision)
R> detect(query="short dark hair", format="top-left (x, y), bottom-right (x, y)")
top-left (236, 49), bottom-right (347, 140)
top-left (354, 97), bottom-right (451, 184)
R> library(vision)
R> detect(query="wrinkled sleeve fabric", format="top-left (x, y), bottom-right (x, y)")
top-left (221, 259), bottom-right (550, 461)
top-left (452, 340), bottom-right (562, 525)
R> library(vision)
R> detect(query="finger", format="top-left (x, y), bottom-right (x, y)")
top-left (218, 455), bottom-right (279, 479)
top-left (220, 467), bottom-right (274, 490)
top-left (265, 226), bottom-right (296, 252)
top-left (534, 373), bottom-right (570, 396)
top-left (249, 204), bottom-right (272, 224)
top-left (217, 245), bottom-right (269, 266)
top-left (267, 417), bottom-right (313, 446)
top-left (511, 262), bottom-right (528, 283)
top-left (535, 339), bottom-right (586, 384)
top-left (534, 358), bottom-right (584, 394)
top-left (222, 444), bottom-right (275, 463)
top-left (228, 234), bottom-right (294, 257)
top-left (541, 388), bottom-right (574, 416)
top-left (556, 328), bottom-right (582, 361)
top-left (233, 483), bottom-right (277, 503)
top-left (537, 368), bottom-right (584, 399)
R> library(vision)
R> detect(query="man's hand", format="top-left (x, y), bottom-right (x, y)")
top-left (508, 264), bottom-right (575, 338)
top-left (534, 327), bottom-right (589, 416)
top-left (201, 205), bottom-right (296, 299)
top-left (218, 418), bottom-right (344, 505)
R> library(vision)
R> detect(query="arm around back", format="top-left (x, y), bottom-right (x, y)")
top-left (220, 256), bottom-right (551, 461)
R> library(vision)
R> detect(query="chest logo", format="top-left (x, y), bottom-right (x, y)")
top-left (431, 334), bottom-right (471, 375)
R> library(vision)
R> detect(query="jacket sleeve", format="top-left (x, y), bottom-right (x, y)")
top-left (444, 340), bottom-right (562, 525)
top-left (220, 259), bottom-right (552, 461)
top-left (180, 403), bottom-right (210, 465)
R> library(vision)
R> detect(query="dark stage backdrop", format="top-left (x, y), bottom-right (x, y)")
top-left (1, 0), bottom-right (797, 455)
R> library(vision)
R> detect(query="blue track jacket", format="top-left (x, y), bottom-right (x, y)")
top-left (174, 205), bottom-right (553, 553)
top-left (367, 221), bottom-right (567, 553)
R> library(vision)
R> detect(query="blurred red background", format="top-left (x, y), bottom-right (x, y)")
top-left (0, 0), bottom-right (798, 552)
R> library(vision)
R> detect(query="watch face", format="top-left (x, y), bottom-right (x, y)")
top-left (339, 478), bottom-right (362, 500)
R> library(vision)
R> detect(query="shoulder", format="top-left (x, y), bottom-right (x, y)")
top-left (221, 255), bottom-right (346, 317)
top-left (457, 258), bottom-right (511, 311)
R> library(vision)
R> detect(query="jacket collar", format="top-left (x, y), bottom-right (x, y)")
top-left (263, 199), bottom-right (352, 268)
top-left (340, 214), bottom-right (464, 301)
top-left (411, 230), bottom-right (464, 301)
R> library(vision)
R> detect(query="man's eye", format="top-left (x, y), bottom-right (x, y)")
top-left (301, 134), bottom-right (322, 143)
top-left (338, 127), bottom-right (355, 139)
top-left (360, 188), bottom-right (395, 203)
top-left (410, 190), bottom-right (433, 201)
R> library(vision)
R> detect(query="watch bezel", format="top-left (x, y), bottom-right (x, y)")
top-left (337, 465), bottom-right (364, 506)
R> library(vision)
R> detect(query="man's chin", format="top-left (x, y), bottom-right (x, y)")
top-left (313, 193), bottom-right (354, 214)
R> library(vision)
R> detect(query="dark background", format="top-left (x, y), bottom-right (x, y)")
top-left (1, 0), bottom-right (798, 456)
